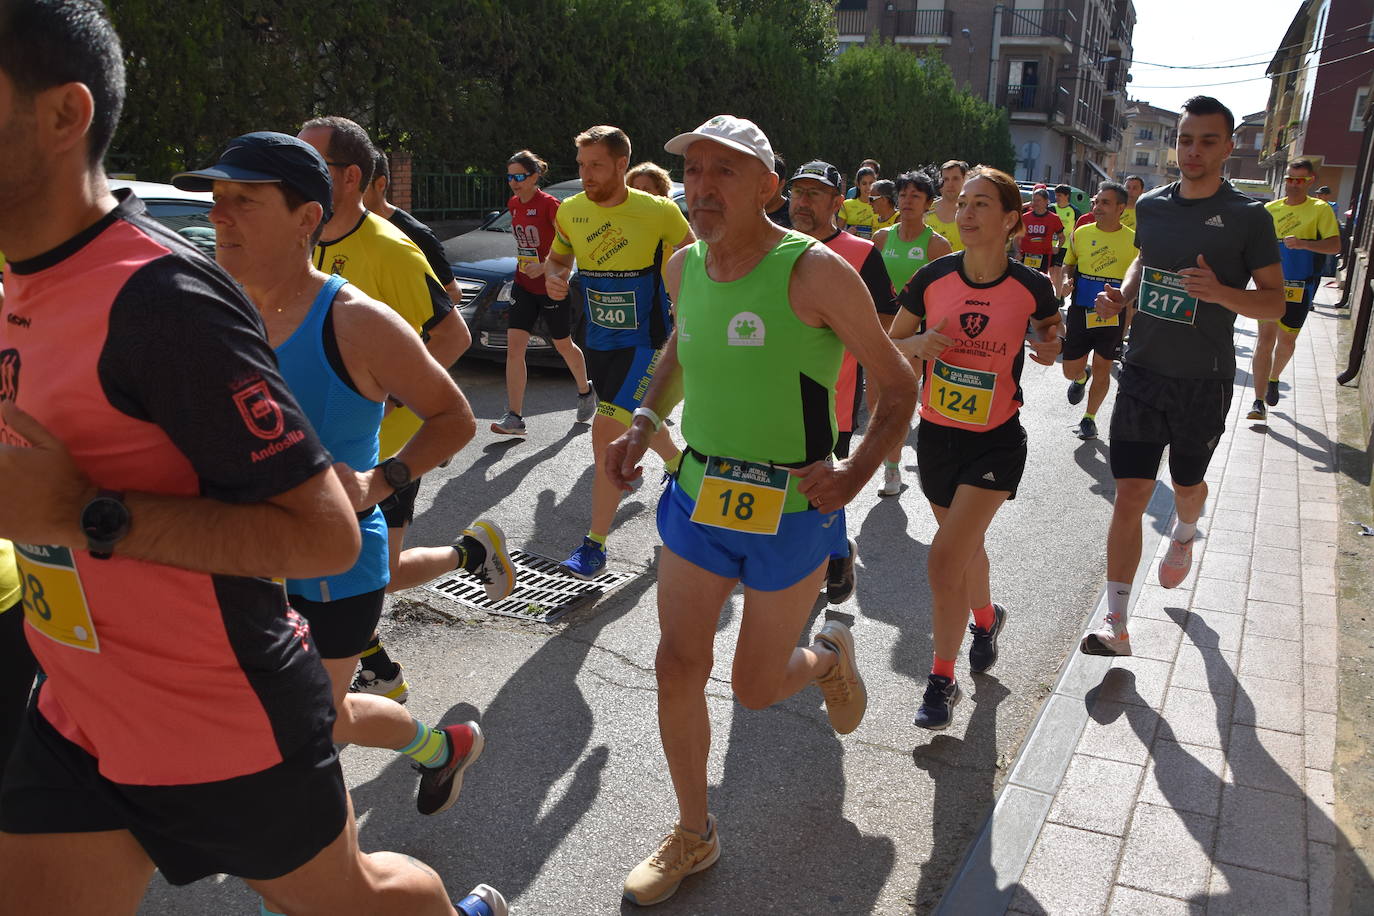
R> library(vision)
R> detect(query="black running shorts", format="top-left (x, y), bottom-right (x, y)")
top-left (0, 697), bottom-right (347, 886)
top-left (289, 586), bottom-right (387, 659)
top-left (916, 415), bottom-right (1028, 508)
top-left (1109, 363), bottom-right (1232, 481)
top-left (509, 285), bottom-right (573, 339)
top-left (1062, 306), bottom-right (1124, 362)
top-left (378, 476), bottom-right (421, 528)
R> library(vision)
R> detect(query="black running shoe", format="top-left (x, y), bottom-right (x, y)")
top-left (913, 674), bottom-right (962, 730)
top-left (968, 603), bottom-right (1008, 674)
top-left (1265, 379), bottom-right (1280, 407)
top-left (1246, 399), bottom-right (1266, 422)
top-left (825, 538), bottom-right (857, 604)
top-left (1066, 366), bottom-right (1091, 406)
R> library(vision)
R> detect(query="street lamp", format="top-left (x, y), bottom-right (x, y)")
top-left (961, 27), bottom-right (973, 89)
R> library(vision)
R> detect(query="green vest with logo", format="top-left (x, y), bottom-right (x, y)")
top-left (881, 224), bottom-right (934, 292)
top-left (675, 231), bottom-right (842, 512)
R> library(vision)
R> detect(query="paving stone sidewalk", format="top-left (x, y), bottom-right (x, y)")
top-left (941, 287), bottom-right (1356, 916)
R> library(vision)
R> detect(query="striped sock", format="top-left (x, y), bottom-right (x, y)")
top-left (358, 635), bottom-right (399, 680)
top-left (400, 721), bottom-right (451, 770)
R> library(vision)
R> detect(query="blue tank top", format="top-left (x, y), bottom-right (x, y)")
top-left (276, 274), bottom-right (390, 602)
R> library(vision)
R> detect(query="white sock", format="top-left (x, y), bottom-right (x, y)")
top-left (1106, 581), bottom-right (1131, 635)
top-left (1173, 520), bottom-right (1197, 543)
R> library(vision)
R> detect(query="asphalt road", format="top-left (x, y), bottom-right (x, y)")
top-left (140, 343), bottom-right (1157, 915)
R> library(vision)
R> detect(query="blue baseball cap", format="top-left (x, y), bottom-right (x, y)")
top-left (173, 132), bottom-right (333, 223)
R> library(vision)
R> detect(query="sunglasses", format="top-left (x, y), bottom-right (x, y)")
top-left (1284, 175), bottom-right (1314, 183)
top-left (506, 173), bottom-right (531, 182)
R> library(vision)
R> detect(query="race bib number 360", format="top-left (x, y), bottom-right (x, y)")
top-left (1138, 268), bottom-right (1198, 325)
top-left (689, 456), bottom-right (788, 535)
top-left (15, 542), bottom-right (100, 652)
top-left (586, 288), bottom-right (639, 329)
top-left (929, 359), bottom-right (996, 425)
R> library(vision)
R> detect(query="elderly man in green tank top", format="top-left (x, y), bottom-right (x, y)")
top-left (604, 116), bottom-right (917, 907)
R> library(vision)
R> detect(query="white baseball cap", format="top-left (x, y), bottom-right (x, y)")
top-left (664, 115), bottom-right (775, 172)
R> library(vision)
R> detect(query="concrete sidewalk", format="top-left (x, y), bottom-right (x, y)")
top-left (938, 286), bottom-right (1363, 915)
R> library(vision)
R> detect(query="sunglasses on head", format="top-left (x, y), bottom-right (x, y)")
top-left (507, 173), bottom-right (531, 182)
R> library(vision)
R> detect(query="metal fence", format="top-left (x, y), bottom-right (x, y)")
top-left (411, 170), bottom-right (509, 221)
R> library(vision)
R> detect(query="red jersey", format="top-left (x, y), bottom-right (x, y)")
top-left (0, 192), bottom-right (334, 786)
top-left (1018, 209), bottom-right (1064, 260)
top-left (821, 229), bottom-right (897, 315)
top-left (509, 189), bottom-right (560, 294)
top-left (897, 254), bottom-right (1059, 431)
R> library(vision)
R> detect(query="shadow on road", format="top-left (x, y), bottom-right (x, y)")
top-left (854, 496), bottom-right (933, 683)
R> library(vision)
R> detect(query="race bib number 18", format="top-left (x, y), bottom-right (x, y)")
top-left (587, 288), bottom-right (639, 329)
top-left (689, 456), bottom-right (789, 535)
top-left (1138, 268), bottom-right (1198, 325)
top-left (929, 359), bottom-right (996, 426)
top-left (15, 542), bottom-right (100, 652)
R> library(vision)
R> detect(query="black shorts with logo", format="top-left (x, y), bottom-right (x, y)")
top-left (1109, 363), bottom-right (1232, 479)
top-left (509, 284), bottom-right (574, 339)
top-left (289, 586), bottom-right (387, 659)
top-left (1062, 305), bottom-right (1125, 362)
top-left (916, 415), bottom-right (1028, 508)
top-left (0, 696), bottom-right (347, 886)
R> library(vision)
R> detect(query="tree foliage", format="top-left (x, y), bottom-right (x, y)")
top-left (107, 0), bottom-right (1010, 182)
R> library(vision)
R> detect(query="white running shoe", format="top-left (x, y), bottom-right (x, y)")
top-left (1080, 614), bottom-right (1132, 656)
top-left (878, 465), bottom-right (902, 497)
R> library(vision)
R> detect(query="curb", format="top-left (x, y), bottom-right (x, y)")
top-left (934, 479), bottom-right (1176, 915)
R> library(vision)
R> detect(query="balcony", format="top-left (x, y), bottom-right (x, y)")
top-left (1001, 83), bottom-right (1064, 122)
top-left (894, 9), bottom-right (954, 39)
top-left (834, 8), bottom-right (866, 36)
top-left (1002, 6), bottom-right (1076, 49)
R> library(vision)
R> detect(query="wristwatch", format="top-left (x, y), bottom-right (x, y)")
top-left (377, 457), bottom-right (412, 491)
top-left (81, 489), bottom-right (130, 559)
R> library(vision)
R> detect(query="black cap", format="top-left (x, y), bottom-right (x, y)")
top-left (788, 160), bottom-right (844, 194)
top-left (1315, 185), bottom-right (1332, 194)
top-left (173, 132), bottom-right (333, 223)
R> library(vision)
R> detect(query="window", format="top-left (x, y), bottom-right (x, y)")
top-left (1134, 152), bottom-right (1151, 166)
top-left (1137, 126), bottom-right (1154, 141)
top-left (1353, 87), bottom-right (1371, 132)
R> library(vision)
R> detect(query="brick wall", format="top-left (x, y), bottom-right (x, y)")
top-left (388, 152), bottom-right (413, 211)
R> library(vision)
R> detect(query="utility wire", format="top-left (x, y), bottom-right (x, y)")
top-left (1130, 43), bottom-right (1374, 90)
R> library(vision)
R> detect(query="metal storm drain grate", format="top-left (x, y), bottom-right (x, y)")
top-left (423, 549), bottom-right (640, 623)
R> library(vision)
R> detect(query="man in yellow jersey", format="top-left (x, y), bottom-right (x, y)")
top-left (605, 116), bottom-right (916, 907)
top-left (1058, 181), bottom-right (1135, 440)
top-left (544, 125), bottom-right (692, 579)
top-left (1247, 158), bottom-right (1341, 421)
top-left (1122, 175), bottom-right (1145, 230)
top-left (298, 117), bottom-right (501, 705)
top-left (925, 159), bottom-right (966, 252)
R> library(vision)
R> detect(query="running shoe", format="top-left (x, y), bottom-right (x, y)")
top-left (1158, 536), bottom-right (1194, 589)
top-left (415, 721), bottom-right (484, 816)
top-left (623, 816), bottom-right (720, 906)
top-left (814, 621), bottom-right (867, 734)
top-left (491, 411), bottom-right (527, 436)
top-left (1067, 366), bottom-right (1091, 405)
top-left (1076, 417), bottom-right (1098, 440)
top-left (825, 538), bottom-right (857, 603)
top-left (1246, 399), bottom-right (1267, 421)
top-left (460, 519), bottom-right (514, 601)
top-left (576, 384), bottom-right (598, 424)
top-left (913, 674), bottom-right (962, 730)
top-left (350, 662), bottom-right (409, 704)
top-left (1080, 615), bottom-right (1132, 656)
top-left (562, 536), bottom-right (606, 579)
top-left (456, 884), bottom-right (509, 916)
top-left (967, 603), bottom-right (1008, 674)
top-left (878, 465), bottom-right (903, 497)
top-left (1265, 379), bottom-right (1281, 407)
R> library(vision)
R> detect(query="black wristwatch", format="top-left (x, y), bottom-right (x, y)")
top-left (81, 489), bottom-right (130, 559)
top-left (377, 457), bottom-right (412, 491)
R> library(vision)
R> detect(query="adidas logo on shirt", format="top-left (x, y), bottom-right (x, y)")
top-left (1205, 215), bottom-right (1226, 228)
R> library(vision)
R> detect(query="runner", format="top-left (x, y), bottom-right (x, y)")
top-left (846, 158), bottom-right (881, 198)
top-left (492, 149), bottom-right (595, 436)
top-left (874, 170), bottom-right (953, 495)
top-left (764, 154), bottom-right (792, 228)
top-left (889, 167), bottom-right (1062, 729)
top-left (837, 166), bottom-right (877, 238)
top-left (608, 115), bottom-right (917, 906)
top-left (1247, 158), bottom-right (1340, 421)
top-left (1058, 181), bottom-right (1135, 440)
top-left (1018, 188), bottom-right (1063, 279)
top-left (362, 150), bottom-right (464, 310)
top-left (868, 179), bottom-right (898, 231)
top-left (627, 161), bottom-right (673, 197)
top-left (1052, 183), bottom-right (1076, 288)
top-left (1122, 175), bottom-right (1146, 230)
top-left (544, 125), bottom-right (691, 578)
top-left (0, 538), bottom-right (32, 789)
top-left (175, 132), bottom-right (512, 822)
top-left (297, 116), bottom-right (472, 704)
top-left (786, 159), bottom-right (899, 602)
top-left (1080, 96), bottom-right (1283, 657)
top-left (0, 5), bottom-right (499, 911)
top-left (926, 159), bottom-right (967, 252)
